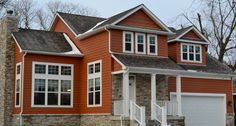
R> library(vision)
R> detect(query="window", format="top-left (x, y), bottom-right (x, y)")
top-left (147, 34), bottom-right (158, 55)
top-left (135, 33), bottom-right (146, 54)
top-left (181, 43), bottom-right (202, 62)
top-left (15, 63), bottom-right (21, 107)
top-left (123, 31), bottom-right (134, 53)
top-left (87, 60), bottom-right (102, 107)
top-left (32, 62), bottom-right (73, 107)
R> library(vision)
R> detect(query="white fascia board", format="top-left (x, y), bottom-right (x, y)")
top-left (168, 39), bottom-right (209, 45)
top-left (52, 13), bottom-right (78, 37)
top-left (12, 34), bottom-right (23, 52)
top-left (128, 67), bottom-right (235, 80)
top-left (111, 54), bottom-right (126, 70)
top-left (22, 50), bottom-right (83, 57)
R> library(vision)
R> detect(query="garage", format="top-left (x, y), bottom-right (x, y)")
top-left (171, 93), bottom-right (226, 126)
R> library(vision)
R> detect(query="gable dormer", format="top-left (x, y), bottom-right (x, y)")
top-left (168, 26), bottom-right (209, 65)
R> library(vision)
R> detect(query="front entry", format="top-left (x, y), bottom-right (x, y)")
top-left (129, 75), bottom-right (136, 102)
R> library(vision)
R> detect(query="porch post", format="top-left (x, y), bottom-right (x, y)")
top-left (123, 71), bottom-right (129, 117)
top-left (151, 73), bottom-right (156, 120)
top-left (176, 75), bottom-right (182, 116)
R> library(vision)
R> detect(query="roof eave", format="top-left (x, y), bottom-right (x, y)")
top-left (128, 66), bottom-right (235, 79)
top-left (168, 39), bottom-right (209, 45)
top-left (22, 50), bottom-right (84, 58)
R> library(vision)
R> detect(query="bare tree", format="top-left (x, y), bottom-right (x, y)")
top-left (35, 1), bottom-right (98, 30)
top-left (180, 0), bottom-right (236, 71)
top-left (0, 0), bottom-right (10, 9)
top-left (10, 0), bottom-right (36, 28)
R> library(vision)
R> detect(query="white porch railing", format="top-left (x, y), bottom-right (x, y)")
top-left (157, 101), bottom-right (178, 116)
top-left (130, 101), bottom-right (146, 126)
top-left (152, 102), bottom-right (168, 126)
top-left (114, 100), bottom-right (124, 115)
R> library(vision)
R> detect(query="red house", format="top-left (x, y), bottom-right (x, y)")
top-left (0, 4), bottom-right (234, 126)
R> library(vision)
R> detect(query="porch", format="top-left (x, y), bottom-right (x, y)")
top-left (112, 73), bottom-right (184, 126)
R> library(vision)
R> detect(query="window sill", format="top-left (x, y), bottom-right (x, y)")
top-left (31, 105), bottom-right (73, 108)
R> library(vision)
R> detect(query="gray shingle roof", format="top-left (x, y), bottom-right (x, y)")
top-left (93, 4), bottom-right (143, 29)
top-left (168, 26), bottom-right (192, 40)
top-left (13, 29), bottom-right (72, 53)
top-left (58, 12), bottom-right (106, 35)
top-left (180, 54), bottom-right (234, 74)
top-left (113, 53), bottom-right (234, 75)
top-left (113, 53), bottom-right (183, 70)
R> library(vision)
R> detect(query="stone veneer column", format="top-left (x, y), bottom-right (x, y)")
top-left (0, 14), bottom-right (18, 126)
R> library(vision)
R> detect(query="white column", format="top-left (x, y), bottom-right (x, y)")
top-left (123, 72), bottom-right (129, 117)
top-left (151, 73), bottom-right (156, 120)
top-left (176, 75), bottom-right (182, 116)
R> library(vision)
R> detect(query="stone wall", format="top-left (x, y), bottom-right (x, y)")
top-left (226, 113), bottom-right (234, 126)
top-left (0, 15), bottom-right (18, 126)
top-left (12, 115), bottom-right (130, 126)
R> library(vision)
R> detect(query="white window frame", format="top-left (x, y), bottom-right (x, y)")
top-left (147, 34), bottom-right (158, 55)
top-left (15, 62), bottom-right (22, 107)
top-left (31, 62), bottom-right (74, 108)
top-left (181, 43), bottom-right (202, 63)
top-left (87, 60), bottom-right (102, 107)
top-left (123, 31), bottom-right (134, 53)
top-left (135, 33), bottom-right (146, 54)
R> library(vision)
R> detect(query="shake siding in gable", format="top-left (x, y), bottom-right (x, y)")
top-left (168, 77), bottom-right (233, 113)
top-left (21, 54), bottom-right (81, 114)
top-left (118, 10), bottom-right (163, 30)
top-left (51, 17), bottom-right (112, 114)
top-left (13, 43), bottom-right (23, 114)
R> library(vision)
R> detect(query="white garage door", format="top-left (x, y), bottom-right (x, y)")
top-left (171, 93), bottom-right (226, 126)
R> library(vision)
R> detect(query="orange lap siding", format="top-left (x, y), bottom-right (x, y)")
top-left (21, 54), bottom-right (81, 114)
top-left (168, 77), bottom-right (233, 113)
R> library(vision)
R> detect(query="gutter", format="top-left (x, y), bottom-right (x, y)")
top-left (20, 51), bottom-right (27, 126)
top-left (21, 50), bottom-right (84, 58)
top-left (128, 67), bottom-right (235, 79)
top-left (77, 25), bottom-right (175, 40)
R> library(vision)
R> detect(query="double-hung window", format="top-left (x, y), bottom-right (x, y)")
top-left (87, 60), bottom-right (102, 107)
top-left (181, 43), bottom-right (202, 62)
top-left (135, 33), bottom-right (146, 54)
top-left (15, 63), bottom-right (21, 107)
top-left (32, 62), bottom-right (73, 107)
top-left (147, 34), bottom-right (158, 55)
top-left (123, 31), bottom-right (134, 53)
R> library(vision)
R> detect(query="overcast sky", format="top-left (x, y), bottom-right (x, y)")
top-left (42, 0), bottom-right (197, 26)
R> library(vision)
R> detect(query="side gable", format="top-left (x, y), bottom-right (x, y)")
top-left (118, 9), bottom-right (163, 30)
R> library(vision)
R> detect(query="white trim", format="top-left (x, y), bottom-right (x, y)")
top-left (168, 26), bottom-right (209, 44)
top-left (12, 34), bottom-right (23, 52)
top-left (180, 43), bottom-right (202, 63)
top-left (170, 92), bottom-right (226, 125)
top-left (112, 70), bottom-right (125, 75)
top-left (15, 62), bottom-right (22, 107)
top-left (147, 34), bottom-right (158, 55)
top-left (87, 60), bottom-right (102, 107)
top-left (169, 39), bottom-right (209, 45)
top-left (128, 67), bottom-right (235, 80)
top-left (111, 54), bottom-right (126, 70)
top-left (233, 93), bottom-right (236, 95)
top-left (123, 31), bottom-right (134, 53)
top-left (63, 33), bottom-right (83, 55)
top-left (49, 13), bottom-right (77, 36)
top-left (31, 62), bottom-right (74, 108)
top-left (21, 50), bottom-right (83, 57)
top-left (135, 33), bottom-right (146, 54)
top-left (129, 75), bottom-right (136, 102)
top-left (111, 5), bottom-right (173, 33)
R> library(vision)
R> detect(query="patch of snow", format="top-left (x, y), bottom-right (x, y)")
top-left (62, 33), bottom-right (83, 56)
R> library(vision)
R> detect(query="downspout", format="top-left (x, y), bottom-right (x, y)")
top-left (105, 27), bottom-right (113, 54)
top-left (19, 51), bottom-right (27, 126)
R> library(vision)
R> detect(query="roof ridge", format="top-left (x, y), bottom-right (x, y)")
top-left (57, 11), bottom-right (106, 20)
top-left (17, 28), bottom-right (65, 34)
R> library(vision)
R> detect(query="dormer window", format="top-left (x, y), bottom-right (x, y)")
top-left (181, 43), bottom-right (202, 62)
top-left (135, 33), bottom-right (146, 54)
top-left (147, 34), bottom-right (158, 55)
top-left (123, 31), bottom-right (134, 53)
